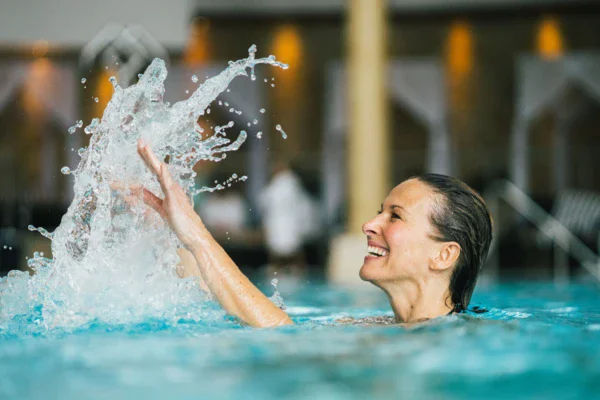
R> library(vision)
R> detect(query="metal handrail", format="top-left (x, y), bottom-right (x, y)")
top-left (483, 180), bottom-right (600, 284)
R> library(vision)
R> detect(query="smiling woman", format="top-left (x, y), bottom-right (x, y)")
top-left (136, 139), bottom-right (493, 326)
top-left (360, 174), bottom-right (493, 322)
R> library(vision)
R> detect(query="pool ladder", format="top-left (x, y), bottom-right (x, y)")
top-left (483, 180), bottom-right (600, 285)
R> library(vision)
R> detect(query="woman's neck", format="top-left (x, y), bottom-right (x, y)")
top-left (380, 279), bottom-right (453, 323)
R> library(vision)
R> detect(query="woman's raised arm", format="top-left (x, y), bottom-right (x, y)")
top-left (137, 140), bottom-right (293, 328)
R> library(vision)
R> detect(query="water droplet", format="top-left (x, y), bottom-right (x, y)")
top-left (191, 75), bottom-right (198, 83)
top-left (271, 83), bottom-right (275, 88)
top-left (256, 132), bottom-right (262, 139)
top-left (61, 167), bottom-right (71, 175)
top-left (185, 90), bottom-right (189, 94)
top-left (275, 124), bottom-right (287, 139)
top-left (226, 89), bottom-right (231, 92)
top-left (28, 225), bottom-right (35, 231)
top-left (3, 245), bottom-right (6, 249)
top-left (94, 97), bottom-right (99, 103)
top-left (81, 78), bottom-right (87, 84)
top-left (8, 247), bottom-right (12, 250)
top-left (224, 102), bottom-right (229, 107)
top-left (260, 108), bottom-right (265, 113)
top-left (218, 101), bottom-right (223, 106)
top-left (206, 108), bottom-right (211, 114)
top-left (229, 108), bottom-right (234, 113)
top-left (264, 79), bottom-right (268, 82)
top-left (253, 119), bottom-right (258, 125)
top-left (232, 173), bottom-right (238, 179)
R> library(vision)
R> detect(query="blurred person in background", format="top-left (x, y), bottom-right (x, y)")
top-left (259, 159), bottom-right (320, 280)
top-left (138, 140), bottom-right (493, 328)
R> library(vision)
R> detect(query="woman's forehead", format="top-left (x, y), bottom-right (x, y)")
top-left (384, 179), bottom-right (435, 212)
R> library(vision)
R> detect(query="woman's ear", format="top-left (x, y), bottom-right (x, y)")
top-left (431, 242), bottom-right (461, 272)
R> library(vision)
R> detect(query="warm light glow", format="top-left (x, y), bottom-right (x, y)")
top-left (32, 40), bottom-right (49, 58)
top-left (269, 24), bottom-right (305, 155)
top-left (446, 20), bottom-right (473, 76)
top-left (270, 24), bottom-right (303, 97)
top-left (22, 58), bottom-right (53, 118)
top-left (537, 16), bottom-right (564, 60)
top-left (445, 20), bottom-right (475, 132)
top-left (184, 17), bottom-right (211, 66)
top-left (271, 24), bottom-right (303, 70)
top-left (95, 70), bottom-right (116, 117)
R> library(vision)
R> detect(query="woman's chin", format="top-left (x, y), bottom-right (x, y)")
top-left (359, 261), bottom-right (382, 282)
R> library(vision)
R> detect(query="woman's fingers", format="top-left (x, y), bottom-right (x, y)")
top-left (137, 140), bottom-right (162, 176)
top-left (159, 163), bottom-right (176, 192)
top-left (142, 188), bottom-right (166, 219)
top-left (137, 140), bottom-right (179, 198)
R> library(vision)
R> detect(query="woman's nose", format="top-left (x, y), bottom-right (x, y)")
top-left (362, 215), bottom-right (381, 236)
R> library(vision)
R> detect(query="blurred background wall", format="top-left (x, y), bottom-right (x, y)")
top-left (0, 0), bottom-right (599, 284)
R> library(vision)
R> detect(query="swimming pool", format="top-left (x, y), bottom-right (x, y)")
top-left (1, 280), bottom-right (598, 400)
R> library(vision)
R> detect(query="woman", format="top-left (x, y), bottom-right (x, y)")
top-left (137, 140), bottom-right (493, 327)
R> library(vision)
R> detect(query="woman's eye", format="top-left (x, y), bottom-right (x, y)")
top-left (391, 213), bottom-right (401, 220)
top-left (377, 210), bottom-right (383, 215)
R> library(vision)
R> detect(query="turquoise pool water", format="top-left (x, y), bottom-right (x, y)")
top-left (1, 281), bottom-right (599, 400)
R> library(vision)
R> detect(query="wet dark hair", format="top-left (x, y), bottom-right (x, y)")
top-left (410, 173), bottom-right (493, 312)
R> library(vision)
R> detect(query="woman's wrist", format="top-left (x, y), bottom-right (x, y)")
top-left (184, 216), bottom-right (213, 250)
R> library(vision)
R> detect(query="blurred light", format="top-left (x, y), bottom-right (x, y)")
top-left (537, 16), bottom-right (564, 60)
top-left (184, 16), bottom-right (211, 66)
top-left (270, 24), bottom-right (303, 96)
top-left (446, 20), bottom-right (473, 76)
top-left (32, 40), bottom-right (49, 58)
top-left (95, 70), bottom-right (116, 117)
top-left (22, 58), bottom-right (53, 118)
top-left (269, 24), bottom-right (305, 154)
top-left (271, 24), bottom-right (302, 70)
top-left (445, 20), bottom-right (474, 132)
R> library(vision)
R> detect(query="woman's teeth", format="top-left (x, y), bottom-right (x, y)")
top-left (367, 245), bottom-right (388, 257)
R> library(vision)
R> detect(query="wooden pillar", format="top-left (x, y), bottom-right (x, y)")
top-left (328, 0), bottom-right (389, 284)
top-left (347, 0), bottom-right (389, 234)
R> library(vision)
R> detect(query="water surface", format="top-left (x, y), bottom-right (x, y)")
top-left (1, 281), bottom-right (598, 400)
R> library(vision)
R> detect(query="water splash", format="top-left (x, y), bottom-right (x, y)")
top-left (0, 45), bottom-right (288, 332)
top-left (275, 124), bottom-right (287, 140)
top-left (268, 278), bottom-right (286, 310)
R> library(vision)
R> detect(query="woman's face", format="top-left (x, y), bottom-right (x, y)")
top-left (359, 179), bottom-right (442, 287)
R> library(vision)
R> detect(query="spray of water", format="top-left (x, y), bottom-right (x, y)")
top-left (0, 46), bottom-right (288, 332)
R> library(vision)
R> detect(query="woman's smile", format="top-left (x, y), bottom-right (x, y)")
top-left (364, 241), bottom-right (389, 263)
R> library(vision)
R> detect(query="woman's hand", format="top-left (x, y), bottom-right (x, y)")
top-left (136, 140), bottom-right (205, 247)
top-left (137, 140), bottom-right (293, 328)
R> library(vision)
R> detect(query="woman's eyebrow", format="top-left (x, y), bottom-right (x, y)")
top-left (390, 204), bottom-right (409, 214)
